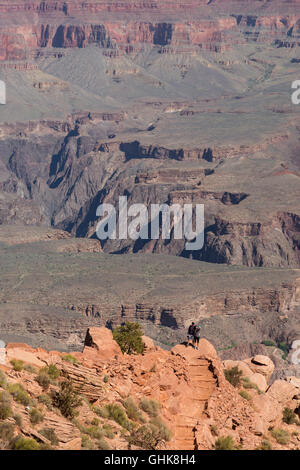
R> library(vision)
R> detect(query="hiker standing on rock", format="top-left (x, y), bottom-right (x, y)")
top-left (193, 324), bottom-right (201, 350)
top-left (187, 322), bottom-right (195, 347)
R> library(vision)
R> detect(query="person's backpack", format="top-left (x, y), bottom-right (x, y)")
top-left (188, 324), bottom-right (194, 335)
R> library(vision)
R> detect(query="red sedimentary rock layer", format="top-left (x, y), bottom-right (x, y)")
top-left (1, 1), bottom-right (300, 60)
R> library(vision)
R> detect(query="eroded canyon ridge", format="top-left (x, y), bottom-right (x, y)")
top-left (0, 0), bottom-right (299, 380)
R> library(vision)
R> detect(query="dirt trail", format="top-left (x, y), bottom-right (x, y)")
top-left (174, 349), bottom-right (217, 450)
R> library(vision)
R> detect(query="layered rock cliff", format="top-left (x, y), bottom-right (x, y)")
top-left (0, 327), bottom-right (299, 450)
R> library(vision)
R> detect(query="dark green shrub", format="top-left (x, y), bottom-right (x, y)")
top-left (139, 399), bottom-right (161, 417)
top-left (261, 340), bottom-right (276, 347)
top-left (224, 367), bottom-right (243, 388)
top-left (103, 375), bottom-right (109, 383)
top-left (52, 380), bottom-right (82, 418)
top-left (10, 359), bottom-right (24, 372)
top-left (13, 436), bottom-right (40, 450)
top-left (40, 427), bottom-right (59, 446)
top-left (113, 321), bottom-right (145, 355)
top-left (8, 383), bottom-right (31, 406)
top-left (282, 407), bottom-right (297, 425)
top-left (47, 364), bottom-right (61, 379)
top-left (29, 408), bottom-right (44, 425)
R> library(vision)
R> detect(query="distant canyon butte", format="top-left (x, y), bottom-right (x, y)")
top-left (0, 0), bottom-right (299, 378)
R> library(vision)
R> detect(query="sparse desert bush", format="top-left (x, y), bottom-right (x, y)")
top-left (139, 399), bottom-right (161, 417)
top-left (81, 434), bottom-right (95, 450)
top-left (8, 383), bottom-right (31, 406)
top-left (113, 321), bottom-right (145, 355)
top-left (97, 437), bottom-right (111, 450)
top-left (239, 390), bottom-right (251, 401)
top-left (103, 375), bottom-right (109, 383)
top-left (10, 359), bottom-right (24, 372)
top-left (52, 380), bottom-right (82, 418)
top-left (257, 439), bottom-right (272, 450)
top-left (23, 364), bottom-right (38, 374)
top-left (0, 370), bottom-right (7, 389)
top-left (0, 422), bottom-right (15, 442)
top-left (282, 407), bottom-right (297, 425)
top-left (12, 436), bottom-right (40, 450)
top-left (124, 397), bottom-right (145, 423)
top-left (93, 405), bottom-right (110, 419)
top-left (0, 390), bottom-right (12, 419)
top-left (102, 423), bottom-right (115, 439)
top-left (38, 394), bottom-right (53, 410)
top-left (224, 367), bottom-right (243, 388)
top-left (62, 354), bottom-right (78, 364)
top-left (128, 417), bottom-right (171, 450)
top-left (29, 408), bottom-right (44, 425)
top-left (40, 427), bottom-right (59, 446)
top-left (85, 426), bottom-right (104, 440)
top-left (39, 442), bottom-right (53, 450)
top-left (13, 414), bottom-right (22, 427)
top-left (47, 364), bottom-right (61, 379)
top-left (104, 403), bottom-right (131, 429)
top-left (271, 428), bottom-right (290, 445)
top-left (35, 371), bottom-right (51, 390)
top-left (210, 425), bottom-right (218, 436)
top-left (91, 417), bottom-right (100, 426)
top-left (242, 377), bottom-right (263, 394)
top-left (214, 435), bottom-right (236, 450)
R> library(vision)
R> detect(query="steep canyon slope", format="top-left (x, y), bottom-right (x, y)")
top-left (0, 0), bottom-right (299, 375)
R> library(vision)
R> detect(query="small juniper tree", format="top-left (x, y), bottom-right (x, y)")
top-left (113, 322), bottom-right (145, 355)
top-left (52, 380), bottom-right (82, 418)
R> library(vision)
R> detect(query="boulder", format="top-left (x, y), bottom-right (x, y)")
top-left (244, 355), bottom-right (274, 381)
top-left (171, 339), bottom-right (217, 359)
top-left (83, 327), bottom-right (122, 360)
top-left (248, 373), bottom-right (267, 393)
top-left (142, 335), bottom-right (157, 352)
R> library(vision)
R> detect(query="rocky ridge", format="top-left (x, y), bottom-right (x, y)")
top-left (0, 327), bottom-right (299, 450)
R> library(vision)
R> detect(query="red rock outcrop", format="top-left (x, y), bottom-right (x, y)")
top-left (2, 327), bottom-right (299, 450)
